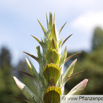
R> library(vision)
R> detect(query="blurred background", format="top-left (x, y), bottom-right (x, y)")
top-left (0, 0), bottom-right (103, 102)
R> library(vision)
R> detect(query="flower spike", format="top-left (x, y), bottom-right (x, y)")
top-left (13, 12), bottom-right (88, 103)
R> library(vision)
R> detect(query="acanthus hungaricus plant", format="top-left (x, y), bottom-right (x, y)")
top-left (13, 12), bottom-right (88, 103)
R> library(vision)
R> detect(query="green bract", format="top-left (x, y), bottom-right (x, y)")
top-left (43, 63), bottom-right (60, 84)
top-left (13, 12), bottom-right (88, 103)
top-left (43, 86), bottom-right (61, 103)
top-left (46, 49), bottom-right (59, 65)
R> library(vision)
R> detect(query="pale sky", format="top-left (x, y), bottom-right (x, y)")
top-left (0, 0), bottom-right (103, 69)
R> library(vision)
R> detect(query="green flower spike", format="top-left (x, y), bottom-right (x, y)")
top-left (13, 12), bottom-right (88, 103)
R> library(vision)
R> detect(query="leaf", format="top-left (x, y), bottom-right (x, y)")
top-left (36, 46), bottom-right (42, 59)
top-left (62, 59), bottom-right (77, 82)
top-left (10, 95), bottom-right (30, 103)
top-left (24, 51), bottom-right (39, 63)
top-left (31, 35), bottom-right (44, 47)
top-left (59, 46), bottom-right (67, 67)
top-left (58, 22), bottom-right (67, 35)
top-left (18, 70), bottom-right (41, 99)
top-left (64, 70), bottom-right (84, 84)
top-left (61, 34), bottom-right (73, 47)
top-left (58, 38), bottom-right (62, 48)
top-left (65, 52), bottom-right (81, 63)
top-left (50, 39), bottom-right (56, 49)
top-left (67, 79), bottom-right (88, 95)
top-left (18, 70), bottom-right (38, 82)
top-left (13, 76), bottom-right (39, 102)
top-left (48, 39), bottom-right (58, 51)
top-left (49, 23), bottom-right (57, 40)
top-left (49, 12), bottom-right (53, 28)
top-left (46, 49), bottom-right (59, 65)
top-left (56, 74), bottom-right (63, 87)
top-left (26, 58), bottom-right (39, 79)
top-left (37, 19), bottom-right (46, 34)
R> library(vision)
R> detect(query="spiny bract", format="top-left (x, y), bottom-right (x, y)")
top-left (13, 12), bottom-right (88, 103)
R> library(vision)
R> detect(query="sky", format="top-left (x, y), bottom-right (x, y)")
top-left (0, 0), bottom-right (103, 69)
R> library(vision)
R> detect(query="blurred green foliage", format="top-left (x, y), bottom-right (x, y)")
top-left (0, 46), bottom-right (37, 103)
top-left (92, 27), bottom-right (103, 50)
top-left (0, 46), bottom-right (26, 103)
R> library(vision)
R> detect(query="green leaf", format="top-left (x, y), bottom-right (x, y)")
top-left (43, 86), bottom-right (61, 103)
top-left (47, 39), bottom-right (58, 51)
top-left (49, 12), bottom-right (53, 28)
top-left (46, 49), bottom-right (59, 65)
top-left (26, 58), bottom-right (39, 79)
top-left (62, 59), bottom-right (77, 82)
top-left (37, 19), bottom-right (46, 34)
top-left (65, 52), bottom-right (81, 63)
top-left (24, 51), bottom-right (39, 63)
top-left (19, 70), bottom-right (41, 100)
top-left (50, 39), bottom-right (58, 51)
top-left (58, 22), bottom-right (67, 35)
top-left (13, 76), bottom-right (39, 102)
top-left (64, 70), bottom-right (84, 84)
top-left (61, 34), bottom-right (73, 47)
top-left (36, 46), bottom-right (42, 59)
top-left (49, 23), bottom-right (57, 40)
top-left (59, 46), bottom-right (67, 67)
top-left (58, 38), bottom-right (62, 48)
top-left (43, 63), bottom-right (60, 84)
top-left (18, 70), bottom-right (38, 82)
top-left (56, 74), bottom-right (63, 87)
top-left (10, 96), bottom-right (30, 103)
top-left (31, 35), bottom-right (44, 47)
top-left (67, 79), bottom-right (88, 95)
top-left (50, 39), bottom-right (56, 50)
